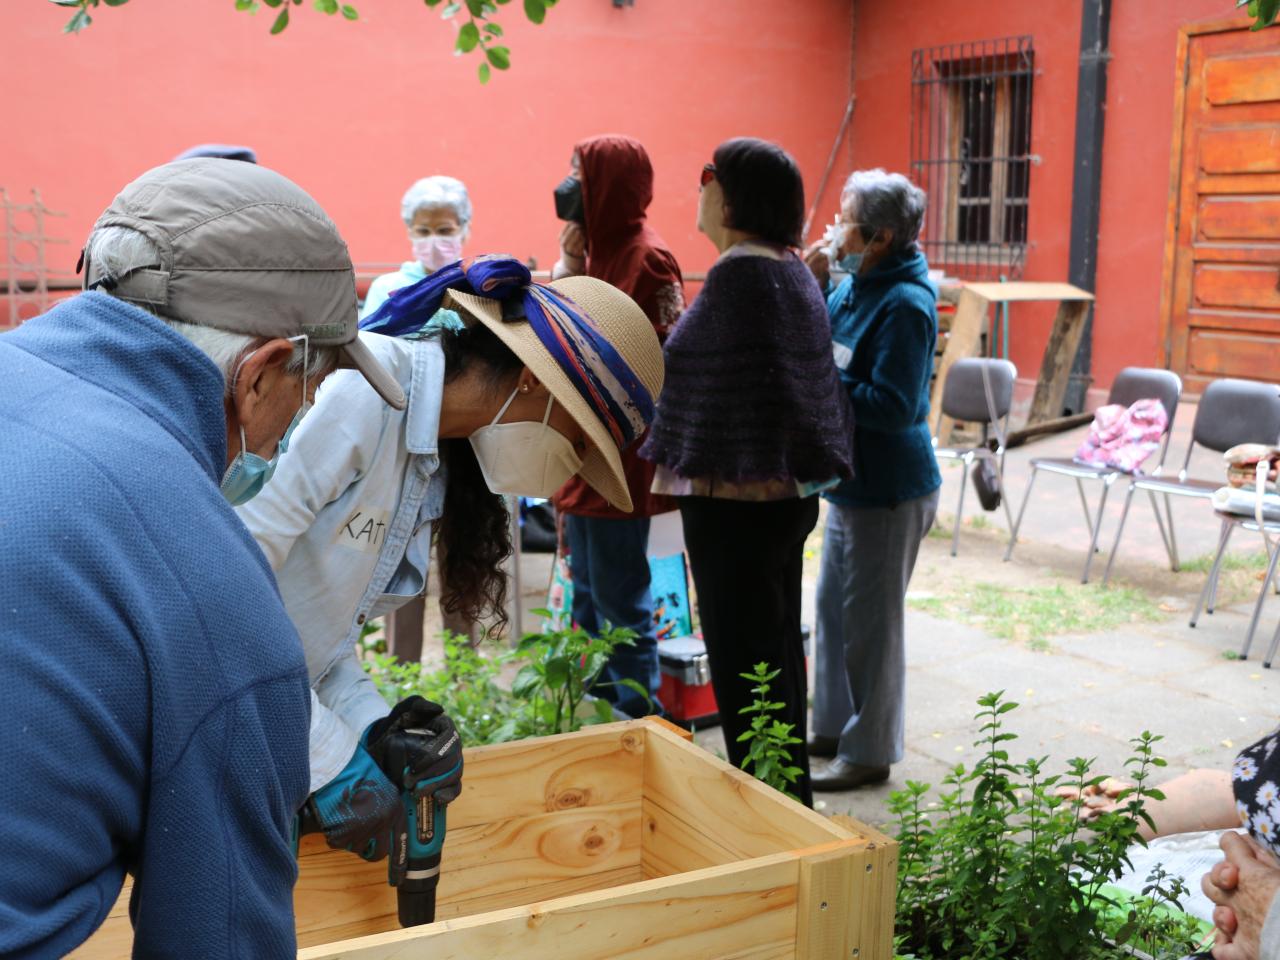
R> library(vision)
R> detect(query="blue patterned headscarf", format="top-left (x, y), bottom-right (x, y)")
top-left (360, 255), bottom-right (653, 449)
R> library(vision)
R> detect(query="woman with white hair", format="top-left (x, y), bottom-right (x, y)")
top-left (803, 169), bottom-right (942, 792)
top-left (362, 175), bottom-right (473, 320)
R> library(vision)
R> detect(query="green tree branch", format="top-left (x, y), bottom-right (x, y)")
top-left (48, 0), bottom-right (558, 82)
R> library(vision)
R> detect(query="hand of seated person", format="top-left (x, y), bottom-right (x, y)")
top-left (1054, 777), bottom-right (1135, 821)
top-left (1203, 831), bottom-right (1280, 959)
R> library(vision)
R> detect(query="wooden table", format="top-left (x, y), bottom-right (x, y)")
top-left (930, 281), bottom-right (1096, 443)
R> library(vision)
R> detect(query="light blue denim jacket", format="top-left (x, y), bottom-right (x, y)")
top-left (237, 332), bottom-right (447, 791)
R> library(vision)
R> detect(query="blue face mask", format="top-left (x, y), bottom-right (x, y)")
top-left (220, 335), bottom-right (310, 506)
top-left (836, 251), bottom-right (865, 275)
top-left (219, 408), bottom-right (304, 506)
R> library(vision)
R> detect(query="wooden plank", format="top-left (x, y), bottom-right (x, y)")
top-left (290, 801), bottom-right (645, 944)
top-left (1205, 52), bottom-right (1280, 106)
top-left (642, 722), bottom-right (849, 861)
top-left (449, 721), bottom-right (645, 829)
top-left (1027, 300), bottom-right (1091, 425)
top-left (929, 286), bottom-right (988, 445)
top-left (297, 854), bottom-right (803, 960)
top-left (1194, 263), bottom-right (1280, 310)
top-left (645, 714), bottom-right (695, 742)
top-left (830, 816), bottom-right (899, 960)
top-left (1200, 125), bottom-right (1280, 175)
top-left (961, 281), bottom-right (1094, 303)
top-left (795, 845), bottom-right (858, 959)
top-left (640, 795), bottom-right (741, 879)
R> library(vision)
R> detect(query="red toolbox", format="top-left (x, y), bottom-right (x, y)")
top-left (657, 635), bottom-right (719, 729)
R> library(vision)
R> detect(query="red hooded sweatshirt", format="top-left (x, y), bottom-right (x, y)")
top-left (553, 135), bottom-right (685, 519)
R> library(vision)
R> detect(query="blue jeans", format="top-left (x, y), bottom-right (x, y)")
top-left (564, 514), bottom-right (662, 717)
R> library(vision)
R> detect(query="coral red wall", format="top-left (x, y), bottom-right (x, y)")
top-left (851, 0), bottom-right (1232, 397)
top-left (0, 0), bottom-right (853, 284)
top-left (1094, 0), bottom-right (1230, 389)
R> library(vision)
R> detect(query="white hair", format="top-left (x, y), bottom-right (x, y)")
top-left (400, 175), bottom-right (473, 234)
top-left (840, 169), bottom-right (927, 256)
top-left (83, 225), bottom-right (336, 385)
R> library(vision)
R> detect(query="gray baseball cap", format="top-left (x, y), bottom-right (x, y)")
top-left (83, 158), bottom-right (406, 409)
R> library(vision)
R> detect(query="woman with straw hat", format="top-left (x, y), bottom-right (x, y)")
top-left (236, 255), bottom-right (661, 875)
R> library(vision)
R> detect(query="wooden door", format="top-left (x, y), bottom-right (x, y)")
top-left (1163, 19), bottom-right (1280, 392)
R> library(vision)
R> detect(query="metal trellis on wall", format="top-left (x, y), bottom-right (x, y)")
top-left (2, 188), bottom-right (67, 327)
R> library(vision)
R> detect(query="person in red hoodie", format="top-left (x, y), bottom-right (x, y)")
top-left (551, 134), bottom-right (684, 717)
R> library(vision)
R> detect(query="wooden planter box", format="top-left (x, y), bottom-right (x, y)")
top-left (76, 718), bottom-right (896, 959)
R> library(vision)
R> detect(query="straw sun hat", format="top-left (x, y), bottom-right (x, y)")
top-left (444, 276), bottom-right (663, 514)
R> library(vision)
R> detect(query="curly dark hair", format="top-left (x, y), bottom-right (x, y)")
top-left (436, 322), bottom-right (524, 636)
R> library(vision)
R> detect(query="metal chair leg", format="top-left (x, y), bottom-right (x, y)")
top-left (1004, 466), bottom-right (1038, 562)
top-left (1102, 482), bottom-right (1138, 586)
top-left (1165, 492), bottom-right (1180, 571)
top-left (1207, 522), bottom-right (1236, 615)
top-left (1191, 519), bottom-right (1231, 627)
top-left (1076, 477), bottom-right (1096, 539)
top-left (952, 456), bottom-right (970, 558)
top-left (1264, 614), bottom-right (1280, 668)
top-left (1081, 477), bottom-right (1114, 584)
top-left (1147, 490), bottom-right (1175, 570)
top-left (1240, 540), bottom-right (1280, 660)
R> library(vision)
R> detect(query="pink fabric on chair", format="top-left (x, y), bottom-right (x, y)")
top-left (1074, 399), bottom-right (1169, 474)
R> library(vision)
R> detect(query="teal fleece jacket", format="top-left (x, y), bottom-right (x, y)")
top-left (823, 249), bottom-right (943, 508)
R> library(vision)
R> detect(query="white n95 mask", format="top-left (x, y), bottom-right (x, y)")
top-left (469, 387), bottom-right (583, 498)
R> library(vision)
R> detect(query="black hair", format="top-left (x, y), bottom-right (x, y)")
top-left (436, 322), bottom-right (522, 636)
top-left (712, 137), bottom-right (806, 247)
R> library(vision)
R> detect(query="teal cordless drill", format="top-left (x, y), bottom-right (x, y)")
top-left (297, 697), bottom-right (463, 927)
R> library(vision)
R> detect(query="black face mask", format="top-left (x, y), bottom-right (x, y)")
top-left (553, 176), bottom-right (584, 223)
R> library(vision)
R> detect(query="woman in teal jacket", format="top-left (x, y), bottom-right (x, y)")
top-left (804, 169), bottom-right (942, 791)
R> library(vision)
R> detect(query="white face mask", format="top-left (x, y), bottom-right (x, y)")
top-left (469, 387), bottom-right (583, 498)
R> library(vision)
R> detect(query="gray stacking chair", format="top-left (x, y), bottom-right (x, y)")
top-left (1105, 378), bottom-right (1280, 586)
top-left (1124, 379), bottom-right (1280, 657)
top-left (1004, 367), bottom-right (1182, 584)
top-left (933, 358), bottom-right (1017, 557)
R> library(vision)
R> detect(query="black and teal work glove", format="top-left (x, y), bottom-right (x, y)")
top-left (307, 739), bottom-right (407, 874)
top-left (365, 696), bottom-right (464, 807)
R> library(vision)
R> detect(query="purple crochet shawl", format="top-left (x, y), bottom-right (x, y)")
top-left (641, 250), bottom-right (855, 485)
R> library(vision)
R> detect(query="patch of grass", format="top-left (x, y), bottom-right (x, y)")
top-left (968, 514), bottom-right (990, 530)
top-left (1222, 649), bottom-right (1242, 661)
top-left (909, 580), bottom-right (1163, 645)
top-left (1181, 550), bottom-right (1269, 575)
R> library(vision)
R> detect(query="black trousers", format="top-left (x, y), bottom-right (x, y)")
top-left (678, 495), bottom-right (819, 808)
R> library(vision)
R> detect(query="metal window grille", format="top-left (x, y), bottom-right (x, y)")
top-left (2, 188), bottom-right (67, 326)
top-left (911, 36), bottom-right (1035, 281)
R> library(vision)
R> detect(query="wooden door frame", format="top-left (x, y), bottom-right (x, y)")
top-left (1158, 14), bottom-right (1261, 372)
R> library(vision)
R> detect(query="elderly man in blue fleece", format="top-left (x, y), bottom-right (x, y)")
top-left (0, 159), bottom-right (405, 958)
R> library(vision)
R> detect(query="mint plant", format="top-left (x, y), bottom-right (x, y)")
top-left (736, 662), bottom-right (803, 801)
top-left (890, 692), bottom-right (1209, 960)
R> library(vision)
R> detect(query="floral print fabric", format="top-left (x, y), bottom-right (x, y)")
top-left (1233, 728), bottom-right (1280, 854)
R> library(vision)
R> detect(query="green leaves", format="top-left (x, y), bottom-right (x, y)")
top-left (456, 20), bottom-right (480, 51)
top-left (735, 662), bottom-right (802, 801)
top-left (889, 693), bottom-right (1202, 960)
top-left (523, 0), bottom-right (546, 24)
top-left (53, 0), bottom-right (550, 82)
top-left (1240, 0), bottom-right (1280, 29)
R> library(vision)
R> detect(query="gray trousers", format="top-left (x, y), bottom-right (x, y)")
top-left (812, 490), bottom-right (939, 766)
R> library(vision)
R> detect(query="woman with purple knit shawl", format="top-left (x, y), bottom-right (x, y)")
top-left (641, 138), bottom-right (855, 808)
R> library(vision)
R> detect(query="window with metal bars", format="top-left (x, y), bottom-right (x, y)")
top-left (910, 36), bottom-right (1035, 281)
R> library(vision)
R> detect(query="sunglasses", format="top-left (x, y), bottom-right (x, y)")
top-left (699, 163), bottom-right (716, 188)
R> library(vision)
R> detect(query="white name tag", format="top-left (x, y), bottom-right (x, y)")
top-left (336, 508), bottom-right (391, 554)
top-left (832, 340), bottom-right (853, 371)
